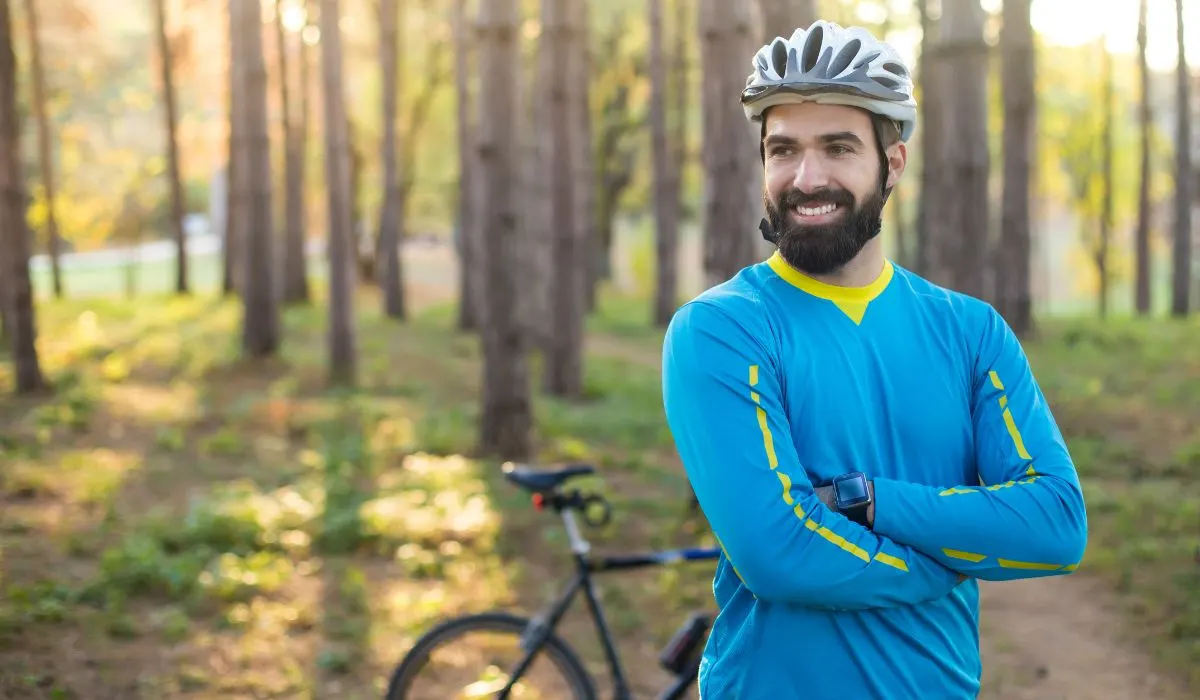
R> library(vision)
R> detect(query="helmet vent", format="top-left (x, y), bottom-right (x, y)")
top-left (771, 38), bottom-right (789, 77)
top-left (801, 25), bottom-right (824, 72)
top-left (882, 61), bottom-right (908, 76)
top-left (828, 39), bottom-right (860, 76)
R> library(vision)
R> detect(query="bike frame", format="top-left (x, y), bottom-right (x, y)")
top-left (498, 506), bottom-right (719, 700)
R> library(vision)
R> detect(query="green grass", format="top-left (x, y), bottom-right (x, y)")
top-left (0, 281), bottom-right (1197, 696)
top-left (0, 287), bottom-right (714, 698)
top-left (1023, 317), bottom-right (1200, 681)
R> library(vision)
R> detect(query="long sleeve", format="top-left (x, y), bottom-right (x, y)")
top-left (662, 300), bottom-right (963, 610)
top-left (871, 305), bottom-right (1088, 581)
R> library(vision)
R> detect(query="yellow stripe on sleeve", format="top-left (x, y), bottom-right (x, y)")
top-left (744, 363), bottom-right (910, 574)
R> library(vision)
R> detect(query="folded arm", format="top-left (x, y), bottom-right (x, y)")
top-left (662, 300), bottom-right (963, 609)
top-left (871, 306), bottom-right (1088, 581)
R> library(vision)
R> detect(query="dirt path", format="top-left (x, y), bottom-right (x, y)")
top-left (412, 245), bottom-right (1194, 697)
top-left (978, 577), bottom-right (1191, 699)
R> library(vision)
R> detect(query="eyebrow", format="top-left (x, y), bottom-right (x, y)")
top-left (762, 131), bottom-right (866, 149)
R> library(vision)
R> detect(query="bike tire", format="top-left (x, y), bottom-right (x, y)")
top-left (385, 611), bottom-right (598, 700)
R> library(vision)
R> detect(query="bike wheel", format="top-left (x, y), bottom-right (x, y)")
top-left (386, 611), bottom-right (597, 700)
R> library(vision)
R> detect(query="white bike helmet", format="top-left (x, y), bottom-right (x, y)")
top-left (742, 20), bottom-right (917, 142)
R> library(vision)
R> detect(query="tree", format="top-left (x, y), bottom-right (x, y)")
top-left (542, 0), bottom-right (586, 398)
top-left (276, 0), bottom-right (310, 305)
top-left (238, 0), bottom-right (281, 356)
top-left (1169, 0), bottom-right (1191, 316)
top-left (224, 0), bottom-right (244, 296)
top-left (927, 0), bottom-right (990, 300)
top-left (320, 0), bottom-right (358, 384)
top-left (1098, 39), bottom-right (1114, 317)
top-left (591, 14), bottom-right (644, 295)
top-left (151, 0), bottom-right (189, 294)
top-left (1134, 0), bottom-right (1152, 315)
top-left (453, 0), bottom-right (480, 331)
top-left (997, 0), bottom-right (1035, 335)
top-left (574, 2), bottom-right (599, 314)
top-left (376, 0), bottom-right (405, 319)
top-left (21, 0), bottom-right (63, 299)
top-left (699, 0), bottom-right (757, 289)
top-left (477, 0), bottom-right (532, 459)
top-left (650, 0), bottom-right (679, 327)
top-left (914, 0), bottom-right (938, 276)
top-left (0, 0), bottom-right (46, 394)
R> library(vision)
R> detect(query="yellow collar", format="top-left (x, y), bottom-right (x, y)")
top-left (766, 252), bottom-right (894, 324)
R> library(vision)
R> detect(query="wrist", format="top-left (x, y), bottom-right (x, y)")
top-left (829, 472), bottom-right (873, 529)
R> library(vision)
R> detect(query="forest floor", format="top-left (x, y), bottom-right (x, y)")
top-left (0, 246), bottom-right (1197, 699)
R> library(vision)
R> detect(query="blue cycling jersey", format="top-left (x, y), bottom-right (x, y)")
top-left (661, 252), bottom-right (1088, 699)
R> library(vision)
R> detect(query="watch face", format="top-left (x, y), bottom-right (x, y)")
top-left (835, 474), bottom-right (871, 507)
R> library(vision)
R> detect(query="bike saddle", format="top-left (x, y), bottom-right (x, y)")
top-left (502, 462), bottom-right (595, 493)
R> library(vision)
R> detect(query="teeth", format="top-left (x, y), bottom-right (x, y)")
top-left (796, 204), bottom-right (837, 216)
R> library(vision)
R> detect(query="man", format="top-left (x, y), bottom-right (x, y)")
top-left (661, 20), bottom-right (1088, 699)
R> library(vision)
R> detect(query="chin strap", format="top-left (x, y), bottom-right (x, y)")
top-left (759, 217), bottom-right (780, 245)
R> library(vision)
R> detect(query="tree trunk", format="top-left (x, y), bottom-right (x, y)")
top-left (478, 0), bottom-right (532, 459)
top-left (670, 0), bottom-right (688, 255)
top-left (1098, 39), bottom-right (1113, 318)
top-left (349, 120), bottom-right (369, 282)
top-left (997, 0), bottom-right (1034, 336)
top-left (1134, 0), bottom-right (1152, 315)
top-left (321, 0), bottom-right (358, 384)
top-left (152, 0), bottom-right (189, 294)
top-left (377, 0), bottom-right (405, 319)
top-left (930, 0), bottom-right (990, 300)
top-left (699, 0), bottom-right (757, 289)
top-left (755, 0), bottom-right (816, 42)
top-left (277, 0), bottom-right (309, 305)
top-left (578, 3), bottom-right (599, 314)
top-left (453, 0), bottom-right (480, 331)
top-left (1169, 0), bottom-right (1191, 316)
top-left (650, 0), bottom-right (679, 326)
top-left (589, 18), bottom-right (635, 292)
top-left (224, 0), bottom-right (243, 296)
top-left (21, 0), bottom-right (62, 299)
top-left (542, 0), bottom-right (585, 398)
top-left (0, 0), bottom-right (46, 394)
top-left (529, 3), bottom-right (555, 356)
top-left (915, 0), bottom-right (936, 277)
top-left (239, 0), bottom-right (280, 355)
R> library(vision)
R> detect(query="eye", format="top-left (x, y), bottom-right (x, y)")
top-left (828, 144), bottom-right (853, 156)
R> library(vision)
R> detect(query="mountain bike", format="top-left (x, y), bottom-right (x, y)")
top-left (385, 461), bottom-right (720, 699)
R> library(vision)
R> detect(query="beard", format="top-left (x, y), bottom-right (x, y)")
top-left (764, 185), bottom-right (886, 276)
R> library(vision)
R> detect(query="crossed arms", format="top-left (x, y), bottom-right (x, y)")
top-left (660, 300), bottom-right (1088, 610)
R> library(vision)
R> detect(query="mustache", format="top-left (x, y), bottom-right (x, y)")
top-left (777, 188), bottom-right (855, 210)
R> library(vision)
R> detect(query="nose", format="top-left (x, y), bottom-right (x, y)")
top-left (792, 153), bottom-right (831, 193)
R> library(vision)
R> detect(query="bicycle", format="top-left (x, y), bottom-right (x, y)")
top-left (385, 461), bottom-right (721, 700)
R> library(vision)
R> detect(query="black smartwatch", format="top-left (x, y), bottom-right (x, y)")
top-left (832, 471), bottom-right (872, 528)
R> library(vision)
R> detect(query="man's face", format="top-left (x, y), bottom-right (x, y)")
top-left (761, 102), bottom-right (905, 276)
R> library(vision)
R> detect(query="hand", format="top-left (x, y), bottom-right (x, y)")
top-left (814, 484), bottom-right (836, 510)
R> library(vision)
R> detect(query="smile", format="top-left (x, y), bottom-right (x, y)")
top-left (792, 203), bottom-right (841, 219)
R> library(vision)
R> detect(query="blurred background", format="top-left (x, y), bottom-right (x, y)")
top-left (0, 0), bottom-right (1196, 698)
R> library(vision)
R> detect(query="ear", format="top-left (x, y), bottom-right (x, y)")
top-left (884, 142), bottom-right (907, 190)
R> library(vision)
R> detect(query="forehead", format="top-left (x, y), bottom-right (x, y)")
top-left (763, 102), bottom-right (874, 141)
